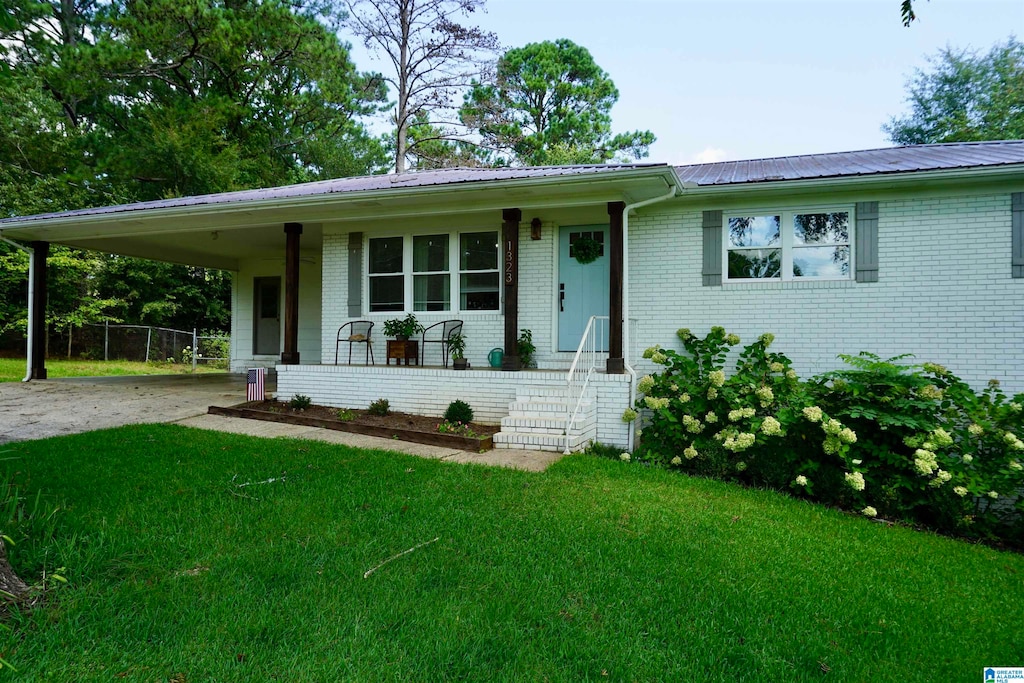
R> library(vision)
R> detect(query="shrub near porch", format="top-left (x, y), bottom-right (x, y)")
top-left (630, 327), bottom-right (1024, 546)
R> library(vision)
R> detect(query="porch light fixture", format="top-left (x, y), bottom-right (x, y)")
top-left (530, 218), bottom-right (542, 240)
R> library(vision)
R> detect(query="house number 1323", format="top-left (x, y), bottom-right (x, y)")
top-left (505, 240), bottom-right (515, 284)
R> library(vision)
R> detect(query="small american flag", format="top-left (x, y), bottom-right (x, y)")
top-left (246, 368), bottom-right (265, 401)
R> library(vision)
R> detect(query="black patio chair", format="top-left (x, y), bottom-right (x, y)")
top-left (421, 320), bottom-right (463, 368)
top-left (335, 321), bottom-right (375, 365)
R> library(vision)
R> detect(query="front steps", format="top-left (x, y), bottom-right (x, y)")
top-left (493, 386), bottom-right (596, 452)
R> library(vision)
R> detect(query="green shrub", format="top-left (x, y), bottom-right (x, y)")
top-left (443, 399), bottom-right (474, 424)
top-left (517, 329), bottom-right (535, 368)
top-left (633, 327), bottom-right (1024, 546)
top-left (336, 409), bottom-right (355, 422)
top-left (368, 398), bottom-right (390, 416)
top-left (288, 394), bottom-right (312, 410)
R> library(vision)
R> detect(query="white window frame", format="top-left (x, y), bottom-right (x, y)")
top-left (364, 229), bottom-right (501, 314)
top-left (722, 205), bottom-right (854, 283)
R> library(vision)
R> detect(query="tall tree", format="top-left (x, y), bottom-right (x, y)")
top-left (885, 38), bottom-right (1024, 145)
top-left (344, 0), bottom-right (499, 173)
top-left (460, 39), bottom-right (655, 166)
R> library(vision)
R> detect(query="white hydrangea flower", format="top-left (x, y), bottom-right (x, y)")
top-left (914, 449), bottom-right (938, 476)
top-left (760, 416), bottom-right (782, 436)
top-left (670, 455), bottom-right (682, 466)
top-left (919, 384), bottom-right (944, 400)
top-left (650, 351), bottom-right (667, 365)
top-left (759, 333), bottom-right (774, 347)
top-left (786, 369), bottom-right (798, 380)
top-left (622, 408), bottom-right (638, 423)
top-left (644, 396), bottom-right (670, 411)
top-left (756, 386), bottom-right (774, 407)
top-left (962, 454), bottom-right (974, 464)
top-left (637, 375), bottom-right (655, 394)
top-left (619, 452), bottom-right (631, 462)
top-left (839, 428), bottom-right (857, 444)
top-left (705, 411), bottom-right (718, 424)
top-left (953, 486), bottom-right (968, 497)
top-left (823, 419), bottom-right (842, 437)
top-left (1010, 461), bottom-right (1023, 471)
top-left (794, 475), bottom-right (809, 487)
top-left (988, 490), bottom-right (999, 499)
top-left (684, 446), bottom-right (698, 460)
top-left (802, 406), bottom-right (823, 423)
top-left (679, 393), bottom-right (691, 403)
top-left (707, 387), bottom-right (718, 399)
top-left (708, 370), bottom-right (726, 387)
top-left (861, 506), bottom-right (877, 518)
top-left (968, 423), bottom-right (984, 437)
top-left (844, 471), bottom-right (866, 491)
top-left (931, 428), bottom-right (954, 448)
top-left (725, 333), bottom-right (741, 345)
top-left (1010, 402), bottom-right (1022, 413)
top-left (769, 362), bottom-right (785, 373)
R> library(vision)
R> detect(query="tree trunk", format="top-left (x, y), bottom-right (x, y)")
top-left (0, 539), bottom-right (30, 603)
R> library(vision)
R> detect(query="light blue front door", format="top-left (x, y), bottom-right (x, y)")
top-left (558, 225), bottom-right (610, 352)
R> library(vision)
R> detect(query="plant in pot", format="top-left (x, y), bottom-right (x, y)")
top-left (448, 332), bottom-right (468, 370)
top-left (383, 313), bottom-right (423, 341)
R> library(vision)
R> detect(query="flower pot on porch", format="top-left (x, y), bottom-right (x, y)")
top-left (453, 358), bottom-right (468, 370)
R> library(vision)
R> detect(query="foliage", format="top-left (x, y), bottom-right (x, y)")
top-left (436, 420), bottom-right (479, 438)
top-left (0, 359), bottom-right (224, 383)
top-left (368, 398), bottom-right (390, 416)
top-left (336, 408), bottom-right (355, 421)
top-left (446, 332), bottom-right (466, 360)
top-left (5, 424), bottom-right (1024, 679)
top-left (288, 395), bottom-right (312, 411)
top-left (885, 38), bottom-right (1024, 145)
top-left (344, 0), bottom-right (499, 173)
top-left (633, 328), bottom-right (1024, 545)
top-left (443, 399), bottom-right (474, 424)
top-left (382, 314), bottom-right (423, 339)
top-left (811, 354), bottom-right (1024, 541)
top-left (461, 39), bottom-right (655, 165)
top-left (516, 329), bottom-right (535, 368)
top-left (900, 0), bottom-right (923, 26)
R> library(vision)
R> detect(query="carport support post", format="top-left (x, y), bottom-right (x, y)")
top-left (501, 208), bottom-right (521, 371)
top-left (281, 222), bottom-right (302, 365)
top-left (607, 202), bottom-right (625, 374)
top-left (30, 241), bottom-right (48, 379)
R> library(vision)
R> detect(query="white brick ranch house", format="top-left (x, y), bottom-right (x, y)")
top-left (2, 141), bottom-right (1023, 452)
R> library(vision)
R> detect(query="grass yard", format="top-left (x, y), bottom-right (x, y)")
top-left (2, 425), bottom-right (1023, 681)
top-left (0, 358), bottom-right (224, 383)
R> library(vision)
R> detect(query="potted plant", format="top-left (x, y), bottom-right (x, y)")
top-left (383, 313), bottom-right (423, 341)
top-left (448, 332), bottom-right (467, 370)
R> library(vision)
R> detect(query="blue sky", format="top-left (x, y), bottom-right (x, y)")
top-left (344, 0), bottom-right (1023, 165)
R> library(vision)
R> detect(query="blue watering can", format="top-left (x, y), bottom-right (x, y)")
top-left (488, 348), bottom-right (504, 368)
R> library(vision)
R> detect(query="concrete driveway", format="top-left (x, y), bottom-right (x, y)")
top-left (0, 374), bottom-right (255, 444)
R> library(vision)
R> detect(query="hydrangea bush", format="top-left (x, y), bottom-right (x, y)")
top-left (629, 328), bottom-right (1024, 545)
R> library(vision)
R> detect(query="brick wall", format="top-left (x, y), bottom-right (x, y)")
top-left (629, 192), bottom-right (1024, 391)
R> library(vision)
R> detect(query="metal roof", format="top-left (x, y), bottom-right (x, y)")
top-left (674, 140), bottom-right (1024, 186)
top-left (0, 163), bottom-right (667, 225)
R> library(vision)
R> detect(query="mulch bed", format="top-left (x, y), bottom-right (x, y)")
top-left (208, 400), bottom-right (497, 451)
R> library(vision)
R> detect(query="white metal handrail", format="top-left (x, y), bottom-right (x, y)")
top-left (564, 315), bottom-right (607, 454)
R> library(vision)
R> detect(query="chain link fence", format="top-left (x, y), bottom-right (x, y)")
top-left (75, 324), bottom-right (230, 370)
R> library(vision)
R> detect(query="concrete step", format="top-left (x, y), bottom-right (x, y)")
top-left (515, 386), bottom-right (572, 400)
top-left (500, 414), bottom-right (595, 435)
top-left (493, 431), bottom-right (592, 452)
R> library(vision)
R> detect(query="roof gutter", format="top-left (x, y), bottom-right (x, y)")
top-left (0, 236), bottom-right (34, 382)
top-left (675, 163), bottom-right (1024, 197)
top-left (623, 178), bottom-right (681, 452)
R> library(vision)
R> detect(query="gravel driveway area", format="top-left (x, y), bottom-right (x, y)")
top-left (0, 374), bottom-right (256, 444)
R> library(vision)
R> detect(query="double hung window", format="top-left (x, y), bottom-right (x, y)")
top-left (725, 209), bottom-right (851, 281)
top-left (367, 231), bottom-right (500, 312)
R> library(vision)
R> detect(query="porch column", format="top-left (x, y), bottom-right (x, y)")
top-left (501, 208), bottom-right (521, 371)
top-left (281, 222), bottom-right (302, 365)
top-left (30, 241), bottom-right (49, 379)
top-left (607, 201), bottom-right (625, 374)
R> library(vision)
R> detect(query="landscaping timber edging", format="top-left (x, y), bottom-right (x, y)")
top-left (207, 404), bottom-right (493, 451)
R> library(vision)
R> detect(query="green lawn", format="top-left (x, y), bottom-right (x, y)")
top-left (0, 358), bottom-right (224, 382)
top-left (3, 425), bottom-right (1022, 681)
